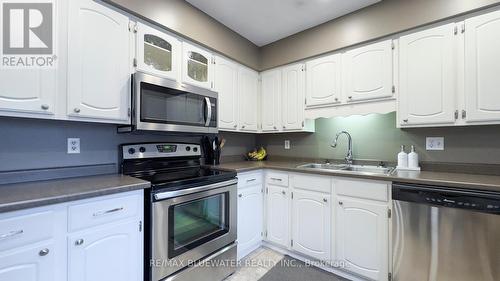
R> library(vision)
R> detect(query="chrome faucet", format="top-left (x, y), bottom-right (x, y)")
top-left (331, 131), bottom-right (353, 165)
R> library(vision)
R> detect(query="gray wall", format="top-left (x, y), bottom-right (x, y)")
top-left (260, 0), bottom-right (500, 70)
top-left (0, 117), bottom-right (255, 172)
top-left (257, 112), bottom-right (500, 165)
top-left (104, 0), bottom-right (260, 70)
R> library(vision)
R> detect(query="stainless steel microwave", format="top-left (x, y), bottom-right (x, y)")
top-left (119, 72), bottom-right (218, 134)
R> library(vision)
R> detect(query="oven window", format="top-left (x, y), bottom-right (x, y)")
top-left (140, 82), bottom-right (207, 127)
top-left (168, 193), bottom-right (229, 258)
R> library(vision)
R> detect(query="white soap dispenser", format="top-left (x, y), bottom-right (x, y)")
top-left (397, 145), bottom-right (408, 169)
top-left (408, 145), bottom-right (420, 169)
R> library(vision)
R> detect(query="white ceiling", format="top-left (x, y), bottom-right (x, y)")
top-left (186, 0), bottom-right (381, 46)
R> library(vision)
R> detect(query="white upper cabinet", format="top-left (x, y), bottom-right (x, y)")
top-left (398, 23), bottom-right (457, 127)
top-left (215, 56), bottom-right (239, 131)
top-left (135, 22), bottom-right (181, 81)
top-left (238, 67), bottom-right (259, 132)
top-left (182, 42), bottom-right (214, 89)
top-left (335, 197), bottom-right (389, 281)
top-left (291, 190), bottom-right (331, 261)
top-left (266, 185), bottom-right (289, 248)
top-left (343, 40), bottom-right (395, 102)
top-left (281, 63), bottom-right (306, 131)
top-left (261, 69), bottom-right (282, 132)
top-left (67, 0), bottom-right (131, 123)
top-left (464, 10), bottom-right (500, 123)
top-left (237, 184), bottom-right (263, 260)
top-left (305, 54), bottom-right (341, 107)
top-left (0, 70), bottom-right (57, 117)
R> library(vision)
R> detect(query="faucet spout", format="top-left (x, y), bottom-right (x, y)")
top-left (331, 131), bottom-right (353, 165)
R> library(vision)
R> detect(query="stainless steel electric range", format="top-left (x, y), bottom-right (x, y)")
top-left (121, 143), bottom-right (237, 281)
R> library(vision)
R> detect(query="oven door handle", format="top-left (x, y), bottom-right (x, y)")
top-left (204, 97), bottom-right (212, 127)
top-left (154, 179), bottom-right (237, 200)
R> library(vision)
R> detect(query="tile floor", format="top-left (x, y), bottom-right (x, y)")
top-left (225, 247), bottom-right (284, 281)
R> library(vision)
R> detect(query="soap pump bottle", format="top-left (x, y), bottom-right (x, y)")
top-left (408, 145), bottom-right (419, 169)
top-left (397, 145), bottom-right (408, 168)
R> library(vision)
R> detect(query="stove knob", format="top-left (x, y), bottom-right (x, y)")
top-left (139, 147), bottom-right (146, 153)
top-left (186, 146), bottom-right (191, 151)
top-left (193, 147), bottom-right (198, 152)
top-left (128, 148), bottom-right (136, 154)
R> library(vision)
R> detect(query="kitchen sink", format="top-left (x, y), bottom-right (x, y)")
top-left (296, 163), bottom-right (395, 175)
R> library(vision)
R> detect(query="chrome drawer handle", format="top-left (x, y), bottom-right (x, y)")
top-left (270, 178), bottom-right (282, 181)
top-left (93, 207), bottom-right (124, 217)
top-left (39, 248), bottom-right (50, 256)
top-left (0, 230), bottom-right (23, 241)
top-left (246, 178), bottom-right (256, 183)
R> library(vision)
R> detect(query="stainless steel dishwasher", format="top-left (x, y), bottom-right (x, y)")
top-left (392, 183), bottom-right (500, 281)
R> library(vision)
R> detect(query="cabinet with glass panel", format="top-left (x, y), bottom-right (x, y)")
top-left (182, 42), bottom-right (214, 89)
top-left (136, 22), bottom-right (181, 81)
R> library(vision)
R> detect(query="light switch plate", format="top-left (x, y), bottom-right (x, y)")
top-left (68, 138), bottom-right (80, 154)
top-left (426, 137), bottom-right (444, 151)
top-left (284, 140), bottom-right (290, 150)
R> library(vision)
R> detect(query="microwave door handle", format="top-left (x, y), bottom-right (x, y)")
top-left (204, 97), bottom-right (212, 127)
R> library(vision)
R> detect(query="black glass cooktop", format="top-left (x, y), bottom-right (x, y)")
top-left (132, 167), bottom-right (236, 190)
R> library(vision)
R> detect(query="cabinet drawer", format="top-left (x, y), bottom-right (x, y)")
top-left (0, 210), bottom-right (55, 251)
top-left (334, 177), bottom-right (389, 202)
top-left (266, 171), bottom-right (289, 187)
top-left (237, 172), bottom-right (262, 188)
top-left (291, 173), bottom-right (332, 194)
top-left (68, 193), bottom-right (140, 232)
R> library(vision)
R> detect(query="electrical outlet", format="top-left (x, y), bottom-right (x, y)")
top-left (426, 137), bottom-right (444, 151)
top-left (284, 140), bottom-right (290, 150)
top-left (68, 138), bottom-right (80, 154)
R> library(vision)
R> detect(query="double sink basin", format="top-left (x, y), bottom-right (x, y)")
top-left (296, 163), bottom-right (395, 176)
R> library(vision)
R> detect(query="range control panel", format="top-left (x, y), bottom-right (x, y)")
top-left (122, 143), bottom-right (201, 160)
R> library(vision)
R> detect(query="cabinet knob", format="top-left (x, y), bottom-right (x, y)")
top-left (74, 108), bottom-right (81, 113)
top-left (339, 201), bottom-right (343, 206)
top-left (238, 194), bottom-right (242, 198)
top-left (281, 191), bottom-right (286, 195)
top-left (282, 125), bottom-right (286, 129)
top-left (334, 97), bottom-right (338, 102)
top-left (403, 119), bottom-right (408, 123)
top-left (39, 248), bottom-right (50, 256)
top-left (273, 126), bottom-right (277, 130)
top-left (41, 104), bottom-right (49, 110)
top-left (241, 125), bottom-right (245, 129)
top-left (75, 239), bottom-right (84, 246)
top-left (348, 96), bottom-right (353, 100)
top-left (323, 198), bottom-right (328, 203)
top-left (233, 124), bottom-right (237, 128)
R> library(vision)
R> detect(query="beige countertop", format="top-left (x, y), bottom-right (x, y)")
top-left (214, 161), bottom-right (500, 193)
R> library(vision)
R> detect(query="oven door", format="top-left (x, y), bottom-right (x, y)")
top-left (151, 179), bottom-right (237, 280)
top-left (133, 72), bottom-right (218, 134)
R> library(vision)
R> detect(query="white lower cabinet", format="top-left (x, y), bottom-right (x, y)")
top-left (237, 184), bottom-right (263, 260)
top-left (0, 241), bottom-right (56, 281)
top-left (335, 196), bottom-right (389, 281)
top-left (68, 220), bottom-right (141, 281)
top-left (265, 185), bottom-right (289, 248)
top-left (291, 189), bottom-right (331, 261)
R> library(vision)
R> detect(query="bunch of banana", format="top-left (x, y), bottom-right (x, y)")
top-left (247, 147), bottom-right (267, 161)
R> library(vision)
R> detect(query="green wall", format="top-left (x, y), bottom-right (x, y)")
top-left (256, 112), bottom-right (500, 164)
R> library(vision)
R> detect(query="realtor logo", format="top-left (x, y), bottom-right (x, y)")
top-left (1, 1), bottom-right (56, 68)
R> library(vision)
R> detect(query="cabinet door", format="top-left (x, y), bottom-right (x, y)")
top-left (68, 0), bottom-right (131, 122)
top-left (237, 185), bottom-right (263, 260)
top-left (238, 67), bottom-right (259, 132)
top-left (281, 63), bottom-right (305, 131)
top-left (136, 22), bottom-right (181, 81)
top-left (182, 42), bottom-right (213, 89)
top-left (291, 190), bottom-right (331, 261)
top-left (336, 197), bottom-right (389, 281)
top-left (265, 185), bottom-right (289, 248)
top-left (0, 242), bottom-right (55, 281)
top-left (343, 40), bottom-right (394, 102)
top-left (398, 23), bottom-right (457, 126)
top-left (261, 69), bottom-right (281, 132)
top-left (68, 220), bottom-right (141, 281)
top-left (465, 11), bottom-right (500, 123)
top-left (0, 69), bottom-right (56, 116)
top-left (215, 56), bottom-right (239, 130)
top-left (306, 54), bottom-right (341, 107)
